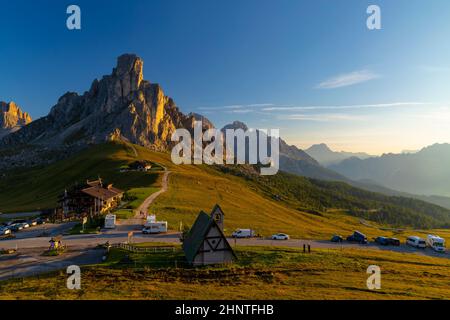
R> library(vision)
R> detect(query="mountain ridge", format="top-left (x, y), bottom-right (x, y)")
top-left (305, 143), bottom-right (374, 166)
top-left (330, 143), bottom-right (450, 197)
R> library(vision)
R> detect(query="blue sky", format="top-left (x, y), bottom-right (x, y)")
top-left (1, 0), bottom-right (450, 154)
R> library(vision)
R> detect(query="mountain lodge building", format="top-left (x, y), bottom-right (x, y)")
top-left (59, 179), bottom-right (123, 217)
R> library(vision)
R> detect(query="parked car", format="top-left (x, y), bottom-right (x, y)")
top-left (330, 235), bottom-right (343, 243)
top-left (374, 236), bottom-right (389, 245)
top-left (271, 233), bottom-right (290, 240)
top-left (0, 227), bottom-right (11, 235)
top-left (346, 231), bottom-right (368, 244)
top-left (387, 238), bottom-right (400, 246)
top-left (232, 229), bottom-right (255, 238)
top-left (406, 236), bottom-right (427, 249)
top-left (21, 222), bottom-right (30, 229)
top-left (27, 219), bottom-right (38, 227)
top-left (9, 224), bottom-right (23, 232)
top-left (36, 217), bottom-right (47, 225)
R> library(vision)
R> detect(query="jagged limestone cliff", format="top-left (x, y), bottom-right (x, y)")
top-left (0, 101), bottom-right (32, 138)
top-left (0, 54), bottom-right (212, 150)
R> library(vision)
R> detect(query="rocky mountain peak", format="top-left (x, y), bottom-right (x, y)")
top-left (221, 120), bottom-right (249, 131)
top-left (0, 54), bottom-right (213, 155)
top-left (113, 54), bottom-right (144, 94)
top-left (307, 143), bottom-right (332, 152)
top-left (0, 101), bottom-right (32, 131)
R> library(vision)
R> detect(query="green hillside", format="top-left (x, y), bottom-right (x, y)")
top-left (0, 143), bottom-right (163, 213)
top-left (1, 142), bottom-right (449, 241)
top-left (215, 166), bottom-right (450, 229)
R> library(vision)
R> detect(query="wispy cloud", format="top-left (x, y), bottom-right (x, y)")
top-left (194, 101), bottom-right (433, 115)
top-left (278, 113), bottom-right (366, 122)
top-left (262, 102), bottom-right (429, 112)
top-left (225, 109), bottom-right (254, 114)
top-left (417, 65), bottom-right (450, 73)
top-left (197, 103), bottom-right (274, 111)
top-left (316, 69), bottom-right (380, 89)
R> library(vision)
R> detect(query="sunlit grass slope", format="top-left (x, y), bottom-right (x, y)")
top-left (0, 245), bottom-right (448, 300)
top-left (0, 142), bottom-right (162, 213)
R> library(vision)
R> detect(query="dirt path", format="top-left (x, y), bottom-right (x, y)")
top-left (117, 170), bottom-right (171, 227)
top-left (134, 171), bottom-right (171, 219)
top-left (128, 142), bottom-right (138, 158)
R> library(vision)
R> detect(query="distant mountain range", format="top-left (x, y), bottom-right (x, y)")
top-left (221, 121), bottom-right (348, 181)
top-left (330, 144), bottom-right (450, 197)
top-left (305, 143), bottom-right (374, 166)
top-left (1, 53), bottom-right (449, 209)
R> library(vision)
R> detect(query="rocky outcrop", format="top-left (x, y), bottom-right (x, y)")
top-left (0, 101), bottom-right (32, 138)
top-left (0, 54), bottom-right (213, 151)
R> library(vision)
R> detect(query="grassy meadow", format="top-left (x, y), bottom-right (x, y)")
top-left (0, 244), bottom-right (448, 300)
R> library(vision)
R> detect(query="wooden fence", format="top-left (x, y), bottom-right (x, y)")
top-left (111, 242), bottom-right (176, 253)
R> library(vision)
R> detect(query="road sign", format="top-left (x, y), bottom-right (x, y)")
top-left (82, 216), bottom-right (88, 233)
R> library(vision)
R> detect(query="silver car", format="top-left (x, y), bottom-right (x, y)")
top-left (0, 227), bottom-right (11, 235)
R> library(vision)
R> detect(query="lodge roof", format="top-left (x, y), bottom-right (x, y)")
top-left (81, 185), bottom-right (123, 200)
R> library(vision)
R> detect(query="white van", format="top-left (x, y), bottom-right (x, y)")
top-left (406, 236), bottom-right (426, 248)
top-left (232, 229), bottom-right (255, 238)
top-left (426, 235), bottom-right (446, 253)
top-left (142, 221), bottom-right (168, 234)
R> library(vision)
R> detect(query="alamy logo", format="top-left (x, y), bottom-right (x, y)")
top-left (367, 5), bottom-right (381, 30)
top-left (170, 121), bottom-right (279, 175)
top-left (366, 265), bottom-right (381, 290)
top-left (66, 5), bottom-right (81, 30)
top-left (66, 265), bottom-right (81, 290)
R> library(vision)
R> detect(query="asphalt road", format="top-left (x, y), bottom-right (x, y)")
top-left (2, 222), bottom-right (448, 259)
top-left (0, 221), bottom-right (448, 281)
top-left (0, 246), bottom-right (105, 280)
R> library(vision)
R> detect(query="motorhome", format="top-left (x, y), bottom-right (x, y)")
top-left (406, 236), bottom-right (426, 248)
top-left (143, 215), bottom-right (168, 234)
top-left (426, 235), bottom-right (446, 253)
top-left (231, 229), bottom-right (255, 238)
top-left (142, 222), bottom-right (168, 234)
top-left (104, 214), bottom-right (116, 229)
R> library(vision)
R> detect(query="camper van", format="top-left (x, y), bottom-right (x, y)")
top-left (406, 236), bottom-right (427, 249)
top-left (142, 221), bottom-right (168, 234)
top-left (426, 235), bottom-right (446, 253)
top-left (231, 229), bottom-right (255, 238)
top-left (104, 214), bottom-right (116, 229)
